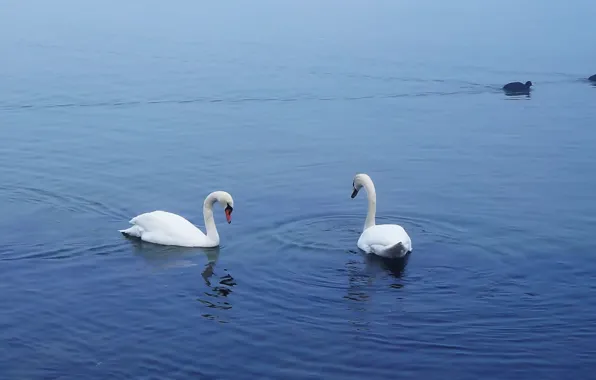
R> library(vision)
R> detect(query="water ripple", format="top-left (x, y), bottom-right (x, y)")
top-left (0, 87), bottom-right (496, 112)
top-left (3, 185), bottom-right (128, 221)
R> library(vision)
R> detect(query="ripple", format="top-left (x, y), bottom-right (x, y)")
top-left (226, 212), bottom-right (437, 322)
top-left (267, 212), bottom-right (361, 252)
top-left (0, 86), bottom-right (506, 112)
top-left (244, 212), bottom-right (376, 295)
top-left (265, 210), bottom-right (466, 253)
top-left (0, 182), bottom-right (135, 262)
top-left (3, 185), bottom-right (129, 221)
top-left (0, 239), bottom-right (126, 262)
top-left (196, 267), bottom-right (238, 324)
top-left (235, 208), bottom-right (511, 311)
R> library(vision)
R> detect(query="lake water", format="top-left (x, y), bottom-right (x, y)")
top-left (2, 1), bottom-right (596, 379)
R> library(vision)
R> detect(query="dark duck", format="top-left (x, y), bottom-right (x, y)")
top-left (503, 81), bottom-right (532, 94)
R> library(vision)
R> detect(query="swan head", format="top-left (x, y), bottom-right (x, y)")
top-left (210, 191), bottom-right (234, 224)
top-left (351, 173), bottom-right (372, 198)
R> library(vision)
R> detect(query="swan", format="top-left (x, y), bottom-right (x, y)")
top-left (119, 191), bottom-right (234, 247)
top-left (350, 173), bottom-right (412, 258)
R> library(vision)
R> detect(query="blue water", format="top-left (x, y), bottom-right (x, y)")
top-left (2, 1), bottom-right (596, 379)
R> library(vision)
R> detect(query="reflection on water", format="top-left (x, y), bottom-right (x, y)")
top-left (504, 92), bottom-right (531, 99)
top-left (3, 0), bottom-right (596, 376)
top-left (364, 252), bottom-right (410, 279)
top-left (344, 258), bottom-right (373, 303)
top-left (344, 257), bottom-right (372, 332)
top-left (126, 237), bottom-right (236, 322)
top-left (344, 251), bottom-right (409, 302)
top-left (197, 250), bottom-right (237, 324)
top-left (126, 237), bottom-right (210, 270)
top-left (343, 251), bottom-right (410, 331)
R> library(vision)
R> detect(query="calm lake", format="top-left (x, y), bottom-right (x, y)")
top-left (1, 0), bottom-right (596, 379)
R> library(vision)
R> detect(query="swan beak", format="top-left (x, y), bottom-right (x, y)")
top-left (351, 188), bottom-right (359, 198)
top-left (225, 205), bottom-right (233, 224)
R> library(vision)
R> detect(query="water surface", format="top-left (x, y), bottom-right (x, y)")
top-left (1, 1), bottom-right (596, 379)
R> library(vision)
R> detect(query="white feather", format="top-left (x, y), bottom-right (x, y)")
top-left (119, 191), bottom-right (233, 248)
top-left (352, 174), bottom-right (412, 258)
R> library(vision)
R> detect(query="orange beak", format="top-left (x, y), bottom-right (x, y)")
top-left (225, 205), bottom-right (233, 224)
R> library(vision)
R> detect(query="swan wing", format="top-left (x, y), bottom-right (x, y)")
top-left (358, 224), bottom-right (412, 258)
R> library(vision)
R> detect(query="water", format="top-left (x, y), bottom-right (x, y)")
top-left (1, 0), bottom-right (596, 378)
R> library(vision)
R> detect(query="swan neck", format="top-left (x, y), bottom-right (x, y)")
top-left (203, 194), bottom-right (220, 244)
top-left (363, 180), bottom-right (376, 230)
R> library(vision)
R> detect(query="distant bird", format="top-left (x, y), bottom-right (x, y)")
top-left (589, 74), bottom-right (596, 82)
top-left (503, 81), bottom-right (533, 93)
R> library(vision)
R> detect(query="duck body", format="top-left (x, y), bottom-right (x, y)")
top-left (503, 81), bottom-right (532, 93)
top-left (589, 74), bottom-right (596, 82)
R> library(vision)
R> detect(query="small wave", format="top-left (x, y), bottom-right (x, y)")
top-left (264, 210), bottom-right (467, 253)
top-left (3, 185), bottom-right (129, 221)
top-left (0, 86), bottom-right (504, 112)
top-left (0, 241), bottom-right (126, 262)
top-left (265, 212), bottom-right (361, 252)
top-left (231, 212), bottom-right (425, 295)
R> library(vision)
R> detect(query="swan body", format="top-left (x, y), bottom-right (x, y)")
top-left (119, 191), bottom-right (234, 248)
top-left (351, 173), bottom-right (412, 258)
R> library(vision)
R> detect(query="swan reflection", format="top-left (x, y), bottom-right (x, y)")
top-left (196, 248), bottom-right (237, 323)
top-left (129, 238), bottom-right (210, 270)
top-left (127, 240), bottom-right (235, 322)
top-left (344, 252), bottom-right (410, 331)
top-left (364, 252), bottom-right (409, 278)
top-left (344, 253), bottom-right (408, 300)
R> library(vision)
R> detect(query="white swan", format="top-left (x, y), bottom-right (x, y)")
top-left (119, 191), bottom-right (234, 248)
top-left (351, 173), bottom-right (412, 258)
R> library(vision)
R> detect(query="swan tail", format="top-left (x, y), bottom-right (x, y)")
top-left (373, 242), bottom-right (408, 259)
top-left (119, 225), bottom-right (143, 237)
